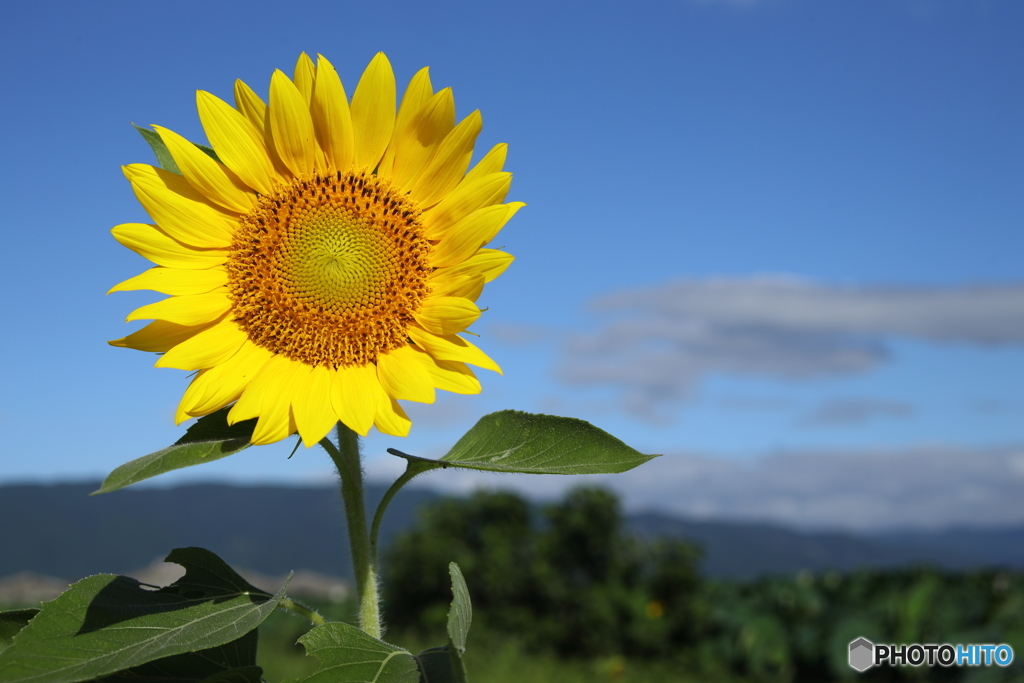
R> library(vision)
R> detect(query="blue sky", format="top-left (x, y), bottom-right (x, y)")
top-left (1, 0), bottom-right (1021, 530)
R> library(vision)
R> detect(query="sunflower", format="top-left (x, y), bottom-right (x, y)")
top-left (109, 53), bottom-right (521, 446)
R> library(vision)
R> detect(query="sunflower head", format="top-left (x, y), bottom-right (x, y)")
top-left (109, 52), bottom-right (521, 446)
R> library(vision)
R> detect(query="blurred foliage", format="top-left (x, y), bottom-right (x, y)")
top-left (382, 486), bottom-right (1024, 683)
top-left (382, 486), bottom-right (704, 658)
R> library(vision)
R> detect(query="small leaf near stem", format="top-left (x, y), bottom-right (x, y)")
top-left (320, 424), bottom-right (381, 639)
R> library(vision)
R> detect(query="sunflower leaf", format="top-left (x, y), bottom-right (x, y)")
top-left (93, 407), bottom-right (256, 494)
top-left (0, 547), bottom-right (288, 683)
top-left (90, 640), bottom-right (263, 683)
top-left (413, 647), bottom-right (454, 682)
top-left (194, 143), bottom-right (222, 163)
top-left (408, 563), bottom-right (472, 683)
top-left (445, 562), bottom-right (471, 682)
top-left (292, 622), bottom-right (420, 683)
top-left (134, 125), bottom-right (222, 172)
top-left (391, 410), bottom-right (659, 475)
top-left (134, 123), bottom-right (181, 174)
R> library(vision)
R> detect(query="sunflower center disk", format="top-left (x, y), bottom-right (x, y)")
top-left (227, 172), bottom-right (431, 368)
top-left (284, 209), bottom-right (390, 313)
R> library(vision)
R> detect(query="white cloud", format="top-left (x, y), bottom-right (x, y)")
top-left (405, 444), bottom-right (1024, 532)
top-left (797, 398), bottom-right (914, 427)
top-left (556, 276), bottom-right (1024, 415)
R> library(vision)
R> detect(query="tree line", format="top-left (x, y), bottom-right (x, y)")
top-left (382, 486), bottom-right (1024, 682)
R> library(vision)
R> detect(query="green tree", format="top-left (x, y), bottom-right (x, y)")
top-left (381, 486), bottom-right (705, 658)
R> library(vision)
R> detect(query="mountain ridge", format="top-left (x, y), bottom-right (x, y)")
top-left (2, 482), bottom-right (1019, 582)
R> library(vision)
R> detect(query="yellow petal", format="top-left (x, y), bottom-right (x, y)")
top-left (350, 53), bottom-right (396, 171)
top-left (292, 364), bottom-right (338, 447)
top-left (429, 272), bottom-right (484, 301)
top-left (111, 223), bottom-right (229, 270)
top-left (462, 143), bottom-right (508, 185)
top-left (409, 110), bottom-right (482, 208)
top-left (229, 354), bottom-right (286, 422)
top-left (123, 164), bottom-right (235, 247)
top-left (407, 325), bottom-right (502, 374)
top-left (108, 266), bottom-right (227, 296)
top-left (179, 341), bottom-right (273, 419)
top-left (155, 318), bottom-right (248, 370)
top-left (331, 363), bottom-right (379, 436)
top-left (126, 288), bottom-right (231, 326)
top-left (108, 319), bottom-right (219, 353)
top-left (233, 80), bottom-right (268, 133)
top-left (269, 70), bottom-right (317, 178)
top-left (377, 345), bottom-right (436, 404)
top-left (413, 296), bottom-right (480, 336)
top-left (405, 345), bottom-right (481, 394)
top-left (153, 125), bottom-right (254, 213)
top-left (424, 357), bottom-right (481, 395)
top-left (251, 367), bottom-right (301, 444)
top-left (373, 395), bottom-right (411, 437)
top-left (421, 172), bottom-right (512, 239)
top-left (197, 90), bottom-right (277, 195)
top-left (379, 66), bottom-right (434, 178)
top-left (434, 248), bottom-right (514, 284)
top-left (311, 54), bottom-right (354, 172)
top-left (389, 87), bottom-right (455, 188)
top-left (431, 202), bottom-right (524, 269)
top-left (228, 354), bottom-right (299, 444)
top-left (293, 52), bottom-right (317, 107)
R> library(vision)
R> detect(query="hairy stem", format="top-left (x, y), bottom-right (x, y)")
top-left (321, 424), bottom-right (381, 639)
top-left (277, 597), bottom-right (326, 626)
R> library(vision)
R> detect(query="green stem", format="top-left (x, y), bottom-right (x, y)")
top-left (369, 459), bottom-right (434, 562)
top-left (278, 597), bottom-right (326, 626)
top-left (321, 424), bottom-right (381, 639)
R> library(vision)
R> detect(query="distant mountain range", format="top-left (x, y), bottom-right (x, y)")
top-left (2, 482), bottom-right (1021, 583)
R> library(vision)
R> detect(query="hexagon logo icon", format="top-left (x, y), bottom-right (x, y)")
top-left (849, 637), bottom-right (874, 672)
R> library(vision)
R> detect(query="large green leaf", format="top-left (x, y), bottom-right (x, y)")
top-left (0, 548), bottom-right (288, 683)
top-left (0, 610), bottom-right (38, 653)
top-left (389, 410), bottom-right (659, 475)
top-left (94, 407), bottom-right (256, 494)
top-left (94, 632), bottom-right (262, 683)
top-left (294, 622), bottom-right (420, 683)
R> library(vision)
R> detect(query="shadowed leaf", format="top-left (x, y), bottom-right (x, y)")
top-left (0, 548), bottom-right (288, 683)
top-left (0, 610), bottom-right (38, 653)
